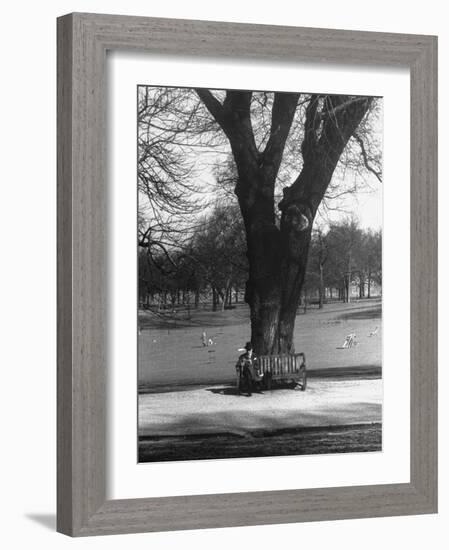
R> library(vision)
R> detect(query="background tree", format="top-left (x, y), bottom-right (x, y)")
top-left (325, 219), bottom-right (363, 303)
top-left (192, 203), bottom-right (247, 311)
top-left (307, 227), bottom-right (329, 309)
top-left (137, 87), bottom-right (214, 262)
top-left (363, 229), bottom-right (382, 298)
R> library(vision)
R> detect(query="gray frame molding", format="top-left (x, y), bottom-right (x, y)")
top-left (57, 12), bottom-right (438, 537)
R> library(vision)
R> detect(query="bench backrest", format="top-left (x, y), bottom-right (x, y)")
top-left (256, 353), bottom-right (306, 376)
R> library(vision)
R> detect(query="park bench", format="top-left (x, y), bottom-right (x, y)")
top-left (256, 352), bottom-right (307, 391)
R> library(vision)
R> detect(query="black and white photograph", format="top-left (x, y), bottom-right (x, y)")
top-left (137, 85), bottom-right (383, 462)
top-left (1, 0), bottom-right (442, 544)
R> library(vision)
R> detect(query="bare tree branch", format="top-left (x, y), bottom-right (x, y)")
top-left (194, 89), bottom-right (227, 128)
top-left (353, 132), bottom-right (382, 182)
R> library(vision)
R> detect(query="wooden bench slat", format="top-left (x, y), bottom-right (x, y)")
top-left (256, 353), bottom-right (305, 378)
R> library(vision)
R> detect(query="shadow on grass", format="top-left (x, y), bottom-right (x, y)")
top-left (336, 305), bottom-right (382, 321)
top-left (139, 305), bottom-right (250, 330)
top-left (139, 422), bottom-right (382, 462)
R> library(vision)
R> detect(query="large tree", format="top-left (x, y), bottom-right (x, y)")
top-left (196, 90), bottom-right (373, 354)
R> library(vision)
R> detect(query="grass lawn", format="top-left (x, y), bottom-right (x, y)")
top-left (138, 298), bottom-right (382, 390)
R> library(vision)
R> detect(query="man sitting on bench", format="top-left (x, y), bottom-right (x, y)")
top-left (235, 342), bottom-right (262, 396)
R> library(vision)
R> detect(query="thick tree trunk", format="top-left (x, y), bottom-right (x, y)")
top-left (239, 179), bottom-right (312, 355)
top-left (240, 184), bottom-right (283, 355)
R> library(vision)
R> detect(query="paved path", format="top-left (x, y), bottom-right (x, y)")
top-left (139, 378), bottom-right (382, 438)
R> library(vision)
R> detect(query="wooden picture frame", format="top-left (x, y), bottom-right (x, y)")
top-left (57, 12), bottom-right (438, 536)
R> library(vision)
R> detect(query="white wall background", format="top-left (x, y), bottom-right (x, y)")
top-left (0, 0), bottom-right (445, 547)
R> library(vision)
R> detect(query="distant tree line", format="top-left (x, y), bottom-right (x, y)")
top-left (305, 219), bottom-right (382, 308)
top-left (139, 203), bottom-right (247, 312)
top-left (139, 206), bottom-right (381, 313)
